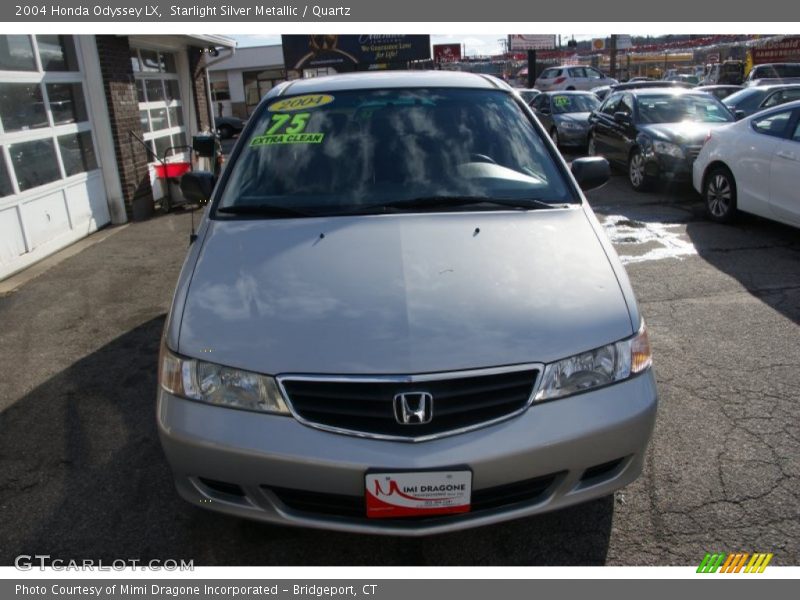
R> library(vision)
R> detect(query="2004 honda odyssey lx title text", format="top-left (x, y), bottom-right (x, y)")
top-left (158, 71), bottom-right (657, 535)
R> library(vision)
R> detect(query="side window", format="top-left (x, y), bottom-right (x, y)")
top-left (586, 68), bottom-right (604, 80)
top-left (752, 110), bottom-right (793, 138)
top-left (618, 94), bottom-right (635, 116)
top-left (601, 94), bottom-right (621, 115)
top-left (540, 69), bottom-right (554, 79)
top-left (762, 91), bottom-right (785, 108)
top-left (792, 112), bottom-right (800, 142)
top-left (532, 95), bottom-right (546, 111)
top-left (570, 68), bottom-right (586, 78)
top-left (783, 89), bottom-right (800, 103)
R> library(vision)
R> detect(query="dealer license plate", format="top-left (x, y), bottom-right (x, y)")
top-left (365, 470), bottom-right (472, 518)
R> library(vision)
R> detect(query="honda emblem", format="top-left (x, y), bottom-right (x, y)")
top-left (393, 392), bottom-right (434, 425)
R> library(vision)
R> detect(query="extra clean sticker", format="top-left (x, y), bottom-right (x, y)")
top-left (249, 111), bottom-right (325, 146)
top-left (268, 94), bottom-right (335, 112)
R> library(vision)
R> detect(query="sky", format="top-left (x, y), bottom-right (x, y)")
top-left (233, 34), bottom-right (598, 56)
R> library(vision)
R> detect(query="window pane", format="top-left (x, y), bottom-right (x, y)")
top-left (172, 132), bottom-right (186, 149)
top-left (149, 107), bottom-right (168, 131)
top-left (9, 139), bottom-right (60, 191)
top-left (145, 79), bottom-right (165, 102)
top-left (168, 105), bottom-right (183, 128)
top-left (130, 49), bottom-right (140, 72)
top-left (58, 131), bottom-right (97, 176)
top-left (793, 120), bottom-right (800, 142)
top-left (136, 80), bottom-right (145, 103)
top-left (46, 83), bottom-right (88, 125)
top-left (37, 35), bottom-right (79, 71)
top-left (0, 35), bottom-right (36, 71)
top-left (154, 135), bottom-right (172, 158)
top-left (211, 81), bottom-right (231, 102)
top-left (140, 110), bottom-right (150, 132)
top-left (165, 80), bottom-right (181, 101)
top-left (140, 50), bottom-right (160, 72)
top-left (0, 83), bottom-right (47, 132)
top-left (162, 53), bottom-right (177, 73)
top-left (0, 152), bottom-right (13, 196)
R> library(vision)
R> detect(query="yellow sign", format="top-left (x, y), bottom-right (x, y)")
top-left (268, 94), bottom-right (335, 112)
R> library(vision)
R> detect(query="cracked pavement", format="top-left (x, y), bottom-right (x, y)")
top-left (0, 171), bottom-right (798, 566)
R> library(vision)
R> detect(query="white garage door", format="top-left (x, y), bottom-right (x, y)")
top-left (0, 35), bottom-right (109, 281)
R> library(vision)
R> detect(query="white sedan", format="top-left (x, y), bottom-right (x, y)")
top-left (693, 100), bottom-right (800, 228)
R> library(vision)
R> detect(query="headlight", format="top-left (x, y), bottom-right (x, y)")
top-left (652, 140), bottom-right (685, 159)
top-left (534, 322), bottom-right (652, 402)
top-left (559, 121), bottom-right (583, 130)
top-left (159, 342), bottom-right (290, 414)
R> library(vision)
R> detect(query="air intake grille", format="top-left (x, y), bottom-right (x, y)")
top-left (280, 367), bottom-right (539, 439)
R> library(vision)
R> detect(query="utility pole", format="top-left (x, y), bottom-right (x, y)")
top-left (609, 34), bottom-right (618, 79)
top-left (527, 49), bottom-right (536, 88)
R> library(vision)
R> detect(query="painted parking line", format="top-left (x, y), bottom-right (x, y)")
top-left (600, 214), bottom-right (697, 264)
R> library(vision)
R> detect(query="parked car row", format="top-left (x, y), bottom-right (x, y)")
top-left (529, 83), bottom-right (800, 229)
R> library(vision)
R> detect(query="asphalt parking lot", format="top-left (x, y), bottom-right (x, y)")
top-left (0, 160), bottom-right (798, 566)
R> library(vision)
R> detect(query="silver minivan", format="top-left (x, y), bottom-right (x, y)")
top-left (158, 71), bottom-right (657, 535)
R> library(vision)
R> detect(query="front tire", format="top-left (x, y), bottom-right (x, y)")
top-left (704, 166), bottom-right (737, 223)
top-left (628, 148), bottom-right (653, 192)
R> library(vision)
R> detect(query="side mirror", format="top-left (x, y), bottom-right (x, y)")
top-left (180, 171), bottom-right (215, 205)
top-left (614, 111), bottom-right (632, 125)
top-left (734, 110), bottom-right (746, 121)
top-left (571, 157), bottom-right (610, 191)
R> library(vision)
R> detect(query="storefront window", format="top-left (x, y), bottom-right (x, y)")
top-left (243, 69), bottom-right (286, 115)
top-left (211, 81), bottom-right (230, 102)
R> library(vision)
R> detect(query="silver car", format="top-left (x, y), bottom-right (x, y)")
top-left (160, 71), bottom-right (657, 536)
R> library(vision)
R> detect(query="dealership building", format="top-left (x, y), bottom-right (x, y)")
top-left (0, 34), bottom-right (235, 281)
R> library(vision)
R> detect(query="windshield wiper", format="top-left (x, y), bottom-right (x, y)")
top-left (216, 204), bottom-right (314, 218)
top-left (341, 196), bottom-right (565, 215)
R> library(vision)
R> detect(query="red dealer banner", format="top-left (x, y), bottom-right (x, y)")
top-left (752, 37), bottom-right (800, 64)
top-left (433, 43), bottom-right (462, 63)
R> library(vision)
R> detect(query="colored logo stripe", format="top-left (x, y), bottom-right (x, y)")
top-left (697, 553), bottom-right (726, 573)
top-left (697, 552), bottom-right (774, 573)
top-left (745, 553), bottom-right (773, 573)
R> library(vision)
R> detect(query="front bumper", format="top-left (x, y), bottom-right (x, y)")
top-left (157, 370), bottom-right (658, 536)
top-left (644, 149), bottom-right (697, 182)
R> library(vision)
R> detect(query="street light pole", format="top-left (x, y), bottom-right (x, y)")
top-left (610, 34), bottom-right (618, 79)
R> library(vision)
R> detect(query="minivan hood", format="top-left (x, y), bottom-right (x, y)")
top-left (178, 209), bottom-right (633, 374)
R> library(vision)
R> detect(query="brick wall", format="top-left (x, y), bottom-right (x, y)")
top-left (95, 36), bottom-right (154, 221)
top-left (188, 47), bottom-right (212, 132)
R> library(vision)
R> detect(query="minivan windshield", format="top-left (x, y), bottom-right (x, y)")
top-left (216, 88), bottom-right (574, 216)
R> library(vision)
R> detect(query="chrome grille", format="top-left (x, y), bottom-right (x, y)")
top-left (279, 365), bottom-right (541, 441)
